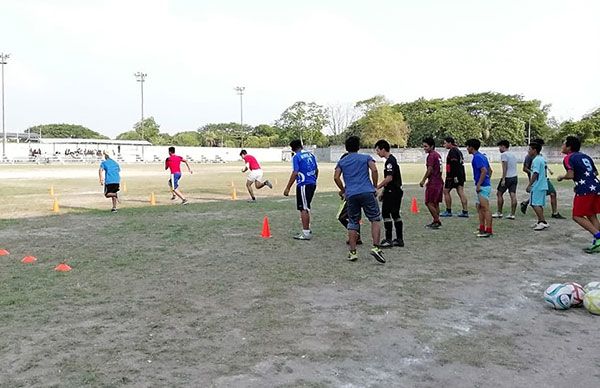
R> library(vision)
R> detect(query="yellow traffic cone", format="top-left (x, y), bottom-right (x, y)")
top-left (150, 192), bottom-right (156, 206)
top-left (52, 197), bottom-right (60, 213)
top-left (231, 187), bottom-right (237, 200)
top-left (122, 180), bottom-right (127, 193)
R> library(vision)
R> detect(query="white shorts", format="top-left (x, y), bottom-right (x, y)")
top-left (247, 169), bottom-right (264, 182)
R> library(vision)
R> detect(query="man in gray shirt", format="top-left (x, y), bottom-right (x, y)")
top-left (493, 140), bottom-right (518, 219)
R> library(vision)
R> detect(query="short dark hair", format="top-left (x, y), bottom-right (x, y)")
top-left (565, 136), bottom-right (581, 152)
top-left (532, 138), bottom-right (544, 151)
top-left (422, 137), bottom-right (435, 147)
top-left (374, 139), bottom-right (390, 152)
top-left (239, 149), bottom-right (247, 156)
top-left (529, 142), bottom-right (542, 153)
top-left (497, 140), bottom-right (510, 148)
top-left (444, 136), bottom-right (456, 145)
top-left (168, 146), bottom-right (175, 153)
top-left (289, 140), bottom-right (302, 152)
top-left (345, 136), bottom-right (360, 152)
top-left (465, 139), bottom-right (481, 150)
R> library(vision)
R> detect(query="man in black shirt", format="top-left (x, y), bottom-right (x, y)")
top-left (441, 137), bottom-right (469, 217)
top-left (375, 139), bottom-right (404, 247)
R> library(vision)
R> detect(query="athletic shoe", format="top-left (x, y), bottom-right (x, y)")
top-left (425, 222), bottom-right (441, 229)
top-left (584, 239), bottom-right (600, 254)
top-left (506, 215), bottom-right (515, 220)
top-left (392, 239), bottom-right (404, 247)
top-left (477, 231), bottom-right (492, 238)
top-left (533, 222), bottom-right (549, 231)
top-left (181, 199), bottom-right (189, 205)
top-left (380, 239), bottom-right (393, 248)
top-left (294, 233), bottom-right (312, 240)
top-left (440, 211), bottom-right (453, 217)
top-left (171, 194), bottom-right (176, 200)
top-left (247, 198), bottom-right (256, 203)
top-left (531, 222), bottom-right (540, 228)
top-left (111, 208), bottom-right (117, 213)
top-left (551, 213), bottom-right (566, 219)
top-left (492, 213), bottom-right (503, 219)
top-left (264, 180), bottom-right (273, 189)
top-left (457, 212), bottom-right (469, 218)
top-left (520, 201), bottom-right (528, 215)
top-left (370, 247), bottom-right (386, 263)
top-left (347, 250), bottom-right (358, 262)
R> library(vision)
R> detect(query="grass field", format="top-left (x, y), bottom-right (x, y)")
top-left (1, 161), bottom-right (600, 386)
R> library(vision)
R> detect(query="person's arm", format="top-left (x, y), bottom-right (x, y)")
top-left (523, 162), bottom-right (531, 174)
top-left (241, 162), bottom-right (249, 173)
top-left (334, 167), bottom-right (345, 196)
top-left (283, 171), bottom-right (297, 196)
top-left (368, 160), bottom-right (378, 188)
top-left (98, 167), bottom-right (104, 185)
top-left (376, 175), bottom-right (392, 190)
top-left (476, 167), bottom-right (487, 192)
top-left (526, 172), bottom-right (539, 192)
top-left (500, 160), bottom-right (507, 185)
top-left (182, 159), bottom-right (193, 174)
top-left (420, 166), bottom-right (432, 187)
top-left (557, 170), bottom-right (574, 182)
top-left (165, 158), bottom-right (169, 170)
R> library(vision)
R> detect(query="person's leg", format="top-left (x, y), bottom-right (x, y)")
top-left (391, 195), bottom-right (404, 245)
top-left (300, 210), bottom-right (310, 230)
top-left (426, 202), bottom-right (438, 222)
top-left (255, 180), bottom-right (266, 189)
top-left (589, 215), bottom-right (600, 231)
top-left (443, 186), bottom-right (452, 213)
top-left (246, 180), bottom-right (255, 200)
top-left (477, 203), bottom-right (485, 232)
top-left (346, 196), bottom-right (361, 253)
top-left (550, 192), bottom-right (558, 214)
top-left (371, 221), bottom-right (381, 247)
top-left (338, 202), bottom-right (349, 228)
top-left (496, 191), bottom-right (504, 215)
top-left (479, 194), bottom-right (492, 234)
top-left (457, 185), bottom-right (468, 212)
top-left (575, 216), bottom-right (600, 234)
top-left (381, 196), bottom-right (393, 244)
top-left (533, 206), bottom-right (546, 224)
top-left (111, 196), bottom-right (117, 209)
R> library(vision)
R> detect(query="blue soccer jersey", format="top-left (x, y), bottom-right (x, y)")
top-left (100, 159), bottom-right (121, 184)
top-left (564, 152), bottom-right (600, 196)
top-left (292, 150), bottom-right (318, 187)
top-left (471, 151), bottom-right (491, 187)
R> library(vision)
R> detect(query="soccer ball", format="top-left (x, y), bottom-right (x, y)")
top-left (543, 283), bottom-right (572, 310)
top-left (583, 290), bottom-right (600, 315)
top-left (583, 281), bottom-right (600, 293)
top-left (565, 282), bottom-right (585, 307)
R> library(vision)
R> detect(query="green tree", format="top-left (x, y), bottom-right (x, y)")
top-left (172, 131), bottom-right (201, 146)
top-left (275, 101), bottom-right (329, 146)
top-left (348, 105), bottom-right (410, 147)
top-left (26, 124), bottom-right (108, 139)
top-left (134, 117), bottom-right (161, 142)
top-left (116, 131), bottom-right (143, 141)
top-left (553, 108), bottom-right (600, 145)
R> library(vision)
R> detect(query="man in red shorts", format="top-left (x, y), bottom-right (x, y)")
top-left (557, 136), bottom-right (600, 253)
top-left (420, 137), bottom-right (443, 228)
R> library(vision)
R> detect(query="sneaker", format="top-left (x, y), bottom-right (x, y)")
top-left (181, 199), bottom-right (189, 205)
top-left (392, 239), bottom-right (404, 247)
top-left (551, 213), bottom-right (566, 219)
top-left (247, 198), bottom-right (256, 203)
top-left (477, 231), bottom-right (492, 238)
top-left (370, 246), bottom-right (386, 263)
top-left (111, 208), bottom-right (117, 213)
top-left (492, 213), bottom-right (503, 219)
top-left (264, 180), bottom-right (273, 189)
top-left (425, 222), bottom-right (441, 229)
top-left (533, 222), bottom-right (549, 231)
top-left (506, 215), bottom-right (515, 220)
top-left (520, 201), bottom-right (528, 215)
top-left (347, 250), bottom-right (358, 261)
top-left (457, 212), bottom-right (469, 218)
top-left (171, 194), bottom-right (176, 200)
top-left (531, 222), bottom-right (540, 228)
top-left (294, 232), bottom-right (312, 240)
top-left (440, 211), bottom-right (453, 217)
top-left (584, 239), bottom-right (600, 254)
top-left (380, 239), bottom-right (393, 248)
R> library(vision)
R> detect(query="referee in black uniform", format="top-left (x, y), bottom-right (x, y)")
top-left (375, 139), bottom-right (404, 247)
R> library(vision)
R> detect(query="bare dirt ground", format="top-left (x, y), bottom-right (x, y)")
top-left (1, 163), bottom-right (599, 387)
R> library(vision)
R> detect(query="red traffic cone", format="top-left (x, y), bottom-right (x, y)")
top-left (410, 197), bottom-right (419, 214)
top-left (21, 256), bottom-right (37, 264)
top-left (0, 249), bottom-right (9, 256)
top-left (261, 216), bottom-right (272, 239)
top-left (55, 263), bottom-right (72, 272)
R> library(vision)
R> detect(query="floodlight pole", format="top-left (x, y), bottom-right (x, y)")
top-left (528, 116), bottom-right (532, 145)
top-left (235, 86), bottom-right (245, 146)
top-left (1, 53), bottom-right (9, 160)
top-left (134, 72), bottom-right (147, 161)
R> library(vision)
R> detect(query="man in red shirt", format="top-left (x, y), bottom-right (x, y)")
top-left (165, 146), bottom-right (193, 204)
top-left (240, 150), bottom-right (272, 202)
top-left (419, 137), bottom-right (443, 228)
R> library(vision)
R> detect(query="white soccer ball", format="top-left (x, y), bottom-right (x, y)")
top-left (543, 283), bottom-right (572, 310)
top-left (565, 282), bottom-right (585, 307)
top-left (583, 281), bottom-right (600, 294)
top-left (583, 290), bottom-right (600, 315)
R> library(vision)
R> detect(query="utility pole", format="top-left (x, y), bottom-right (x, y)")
top-left (528, 116), bottom-right (533, 145)
top-left (234, 86), bottom-right (245, 146)
top-left (134, 72), bottom-right (147, 161)
top-left (1, 53), bottom-right (9, 160)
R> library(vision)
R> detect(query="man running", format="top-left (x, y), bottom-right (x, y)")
top-left (99, 153), bottom-right (121, 213)
top-left (441, 137), bottom-right (468, 218)
top-left (165, 146), bottom-right (192, 204)
top-left (240, 149), bottom-right (273, 202)
top-left (493, 140), bottom-right (518, 219)
top-left (374, 139), bottom-right (404, 248)
top-left (466, 139), bottom-right (493, 237)
top-left (420, 137), bottom-right (443, 228)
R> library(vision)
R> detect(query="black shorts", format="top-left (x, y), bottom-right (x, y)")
top-left (296, 184), bottom-right (316, 211)
top-left (382, 190), bottom-right (403, 217)
top-left (444, 177), bottom-right (465, 190)
top-left (104, 184), bottom-right (120, 195)
top-left (497, 176), bottom-right (518, 194)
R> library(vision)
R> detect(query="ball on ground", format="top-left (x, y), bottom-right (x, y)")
top-left (566, 282), bottom-right (585, 307)
top-left (544, 283), bottom-right (572, 310)
top-left (583, 281), bottom-right (600, 293)
top-left (583, 290), bottom-right (600, 315)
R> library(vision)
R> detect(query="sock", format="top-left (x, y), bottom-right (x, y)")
top-left (303, 229), bottom-right (311, 236)
top-left (446, 208), bottom-right (452, 213)
top-left (463, 210), bottom-right (468, 214)
top-left (485, 227), bottom-right (493, 234)
top-left (479, 224), bottom-right (485, 232)
top-left (394, 220), bottom-right (404, 241)
top-left (593, 232), bottom-right (600, 240)
top-left (384, 221), bottom-right (393, 241)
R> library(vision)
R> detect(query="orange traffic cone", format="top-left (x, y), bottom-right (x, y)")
top-left (21, 256), bottom-right (37, 264)
top-left (54, 263), bottom-right (72, 272)
top-left (0, 249), bottom-right (9, 256)
top-left (410, 197), bottom-right (419, 214)
top-left (150, 192), bottom-right (156, 206)
top-left (261, 216), bottom-right (272, 239)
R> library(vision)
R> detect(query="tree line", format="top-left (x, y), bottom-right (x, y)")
top-left (25, 93), bottom-right (600, 148)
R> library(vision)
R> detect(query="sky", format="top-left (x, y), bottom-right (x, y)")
top-left (1, 0), bottom-right (599, 138)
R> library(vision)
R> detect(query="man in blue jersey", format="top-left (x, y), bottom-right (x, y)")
top-left (284, 140), bottom-right (319, 240)
top-left (558, 136), bottom-right (600, 253)
top-left (334, 136), bottom-right (385, 263)
top-left (465, 139), bottom-right (493, 237)
top-left (525, 142), bottom-right (549, 230)
top-left (99, 153), bottom-right (121, 212)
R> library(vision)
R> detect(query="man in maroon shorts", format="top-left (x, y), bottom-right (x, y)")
top-left (557, 135), bottom-right (600, 253)
top-left (420, 137), bottom-right (443, 228)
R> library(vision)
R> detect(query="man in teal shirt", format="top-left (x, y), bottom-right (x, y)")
top-left (99, 153), bottom-right (121, 213)
top-left (526, 142), bottom-right (548, 230)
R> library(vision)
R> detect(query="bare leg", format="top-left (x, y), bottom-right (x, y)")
top-left (111, 197), bottom-right (117, 209)
top-left (477, 203), bottom-right (484, 229)
top-left (550, 193), bottom-right (558, 214)
top-left (255, 181), bottom-right (266, 189)
top-left (497, 192), bottom-right (504, 214)
top-left (371, 221), bottom-right (381, 246)
top-left (246, 180), bottom-right (255, 200)
top-left (426, 202), bottom-right (440, 223)
top-left (509, 192), bottom-right (518, 216)
top-left (443, 188), bottom-right (452, 211)
top-left (457, 186), bottom-right (468, 211)
top-left (574, 215), bottom-right (600, 235)
top-left (173, 188), bottom-right (186, 200)
top-left (348, 229), bottom-right (359, 251)
top-left (300, 210), bottom-right (310, 230)
top-left (533, 206), bottom-right (546, 223)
